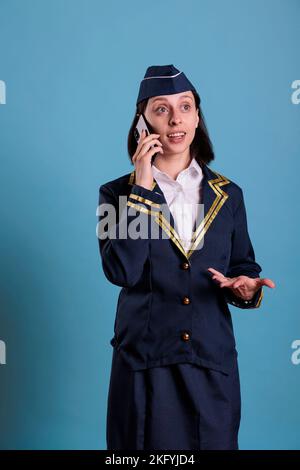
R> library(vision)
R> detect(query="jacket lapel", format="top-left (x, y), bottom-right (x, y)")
top-left (127, 163), bottom-right (231, 263)
top-left (185, 164), bottom-right (231, 260)
top-left (128, 168), bottom-right (188, 258)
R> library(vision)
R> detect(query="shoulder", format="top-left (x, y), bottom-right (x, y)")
top-left (99, 171), bottom-right (133, 196)
top-left (206, 165), bottom-right (246, 211)
top-left (206, 165), bottom-right (242, 192)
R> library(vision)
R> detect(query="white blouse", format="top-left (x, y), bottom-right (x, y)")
top-left (152, 157), bottom-right (204, 252)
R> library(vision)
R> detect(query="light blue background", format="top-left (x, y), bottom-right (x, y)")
top-left (0, 0), bottom-right (299, 450)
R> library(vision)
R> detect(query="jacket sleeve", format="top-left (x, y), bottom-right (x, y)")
top-left (223, 188), bottom-right (264, 309)
top-left (97, 183), bottom-right (162, 288)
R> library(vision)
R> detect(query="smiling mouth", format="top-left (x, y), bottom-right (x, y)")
top-left (167, 132), bottom-right (186, 137)
top-left (167, 132), bottom-right (186, 143)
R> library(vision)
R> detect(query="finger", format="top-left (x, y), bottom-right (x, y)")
top-left (133, 129), bottom-right (145, 163)
top-left (140, 130), bottom-right (161, 146)
top-left (217, 276), bottom-right (235, 286)
top-left (139, 139), bottom-right (163, 157)
top-left (133, 132), bottom-right (162, 163)
top-left (232, 281), bottom-right (245, 289)
top-left (209, 272), bottom-right (230, 287)
top-left (219, 280), bottom-right (236, 288)
top-left (207, 267), bottom-right (226, 278)
top-left (135, 129), bottom-right (147, 154)
top-left (141, 137), bottom-right (162, 147)
top-left (135, 130), bottom-right (160, 155)
top-left (135, 137), bottom-right (162, 161)
top-left (259, 278), bottom-right (276, 288)
top-left (212, 277), bottom-right (223, 284)
top-left (212, 274), bottom-right (226, 281)
top-left (136, 145), bottom-right (164, 162)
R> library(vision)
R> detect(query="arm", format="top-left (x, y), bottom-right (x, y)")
top-left (223, 189), bottom-right (264, 309)
top-left (97, 183), bottom-right (161, 288)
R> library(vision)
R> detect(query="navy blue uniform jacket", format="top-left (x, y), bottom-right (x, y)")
top-left (97, 162), bottom-right (264, 375)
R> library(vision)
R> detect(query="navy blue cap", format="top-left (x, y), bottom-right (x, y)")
top-left (136, 64), bottom-right (197, 105)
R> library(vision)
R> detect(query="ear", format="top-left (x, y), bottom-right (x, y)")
top-left (196, 111), bottom-right (200, 128)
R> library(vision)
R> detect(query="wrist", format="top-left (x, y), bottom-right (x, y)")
top-left (135, 181), bottom-right (153, 191)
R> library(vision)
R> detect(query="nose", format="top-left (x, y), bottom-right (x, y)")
top-left (169, 112), bottom-right (182, 126)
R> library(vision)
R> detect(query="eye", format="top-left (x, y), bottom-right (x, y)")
top-left (155, 106), bottom-right (167, 113)
top-left (154, 103), bottom-right (191, 113)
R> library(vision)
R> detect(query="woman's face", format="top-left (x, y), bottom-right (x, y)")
top-left (143, 90), bottom-right (199, 156)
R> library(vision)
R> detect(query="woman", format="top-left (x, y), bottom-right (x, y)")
top-left (97, 64), bottom-right (275, 450)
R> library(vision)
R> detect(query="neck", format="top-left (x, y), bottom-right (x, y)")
top-left (153, 148), bottom-right (192, 180)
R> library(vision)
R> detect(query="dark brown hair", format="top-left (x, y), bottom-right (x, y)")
top-left (127, 90), bottom-right (215, 167)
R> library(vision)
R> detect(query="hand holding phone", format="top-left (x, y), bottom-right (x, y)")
top-left (134, 114), bottom-right (161, 165)
top-left (132, 114), bottom-right (164, 190)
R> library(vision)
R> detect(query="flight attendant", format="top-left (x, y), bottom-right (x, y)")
top-left (97, 64), bottom-right (275, 450)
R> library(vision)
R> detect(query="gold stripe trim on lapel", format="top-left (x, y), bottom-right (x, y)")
top-left (127, 168), bottom-right (231, 262)
top-left (128, 193), bottom-right (161, 209)
top-left (126, 200), bottom-right (160, 217)
top-left (186, 171), bottom-right (231, 259)
top-left (127, 170), bottom-right (188, 259)
top-left (154, 211), bottom-right (188, 260)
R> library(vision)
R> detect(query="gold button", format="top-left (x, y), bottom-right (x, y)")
top-left (181, 262), bottom-right (189, 270)
top-left (181, 332), bottom-right (190, 342)
top-left (182, 296), bottom-right (190, 305)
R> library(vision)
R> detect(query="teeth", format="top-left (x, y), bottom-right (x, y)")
top-left (168, 132), bottom-right (185, 137)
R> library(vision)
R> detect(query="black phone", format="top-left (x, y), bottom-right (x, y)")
top-left (134, 113), bottom-right (159, 165)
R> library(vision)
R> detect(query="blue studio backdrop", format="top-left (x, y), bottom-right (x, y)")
top-left (0, 0), bottom-right (299, 450)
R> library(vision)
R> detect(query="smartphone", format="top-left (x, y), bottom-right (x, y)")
top-left (134, 113), bottom-right (160, 165)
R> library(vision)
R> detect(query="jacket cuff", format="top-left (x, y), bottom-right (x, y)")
top-left (224, 286), bottom-right (264, 309)
top-left (127, 184), bottom-right (162, 214)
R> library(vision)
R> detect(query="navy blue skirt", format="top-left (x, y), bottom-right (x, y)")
top-left (106, 348), bottom-right (241, 450)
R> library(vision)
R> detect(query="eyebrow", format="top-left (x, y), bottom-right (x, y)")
top-left (150, 95), bottom-right (193, 104)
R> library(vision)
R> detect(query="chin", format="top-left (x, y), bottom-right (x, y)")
top-left (165, 143), bottom-right (190, 153)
